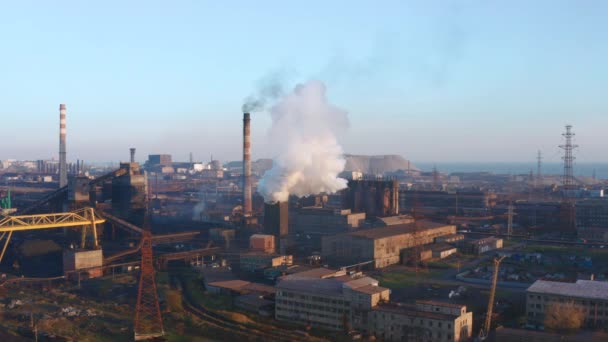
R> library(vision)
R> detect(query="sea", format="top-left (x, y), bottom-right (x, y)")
top-left (414, 162), bottom-right (608, 180)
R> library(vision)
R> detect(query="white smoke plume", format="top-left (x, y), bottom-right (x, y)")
top-left (259, 80), bottom-right (348, 203)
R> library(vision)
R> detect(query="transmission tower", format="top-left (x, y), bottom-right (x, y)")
top-left (536, 150), bottom-right (542, 188)
top-left (559, 125), bottom-right (578, 193)
top-left (134, 217), bottom-right (164, 341)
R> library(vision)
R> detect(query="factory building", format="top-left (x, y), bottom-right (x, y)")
top-left (576, 199), bottom-right (608, 241)
top-left (68, 176), bottom-right (91, 204)
top-left (321, 221), bottom-right (456, 268)
top-left (112, 162), bottom-right (147, 225)
top-left (369, 301), bottom-right (473, 342)
top-left (291, 207), bottom-right (366, 252)
top-left (148, 154), bottom-right (172, 167)
top-left (249, 234), bottom-right (275, 253)
top-left (275, 270), bottom-right (390, 331)
top-left (526, 279), bottom-right (608, 328)
top-left (264, 202), bottom-right (288, 253)
top-left (343, 179), bottom-right (399, 218)
top-left (399, 190), bottom-right (496, 216)
top-left (462, 237), bottom-right (503, 255)
top-left (63, 249), bottom-right (103, 279)
top-left (239, 252), bottom-right (293, 272)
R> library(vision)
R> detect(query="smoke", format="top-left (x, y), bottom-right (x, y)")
top-left (258, 80), bottom-right (348, 203)
top-left (241, 70), bottom-right (291, 112)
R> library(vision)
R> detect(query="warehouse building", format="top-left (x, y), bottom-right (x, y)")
top-left (291, 207), bottom-right (366, 252)
top-left (321, 221), bottom-right (456, 268)
top-left (462, 237), bottom-right (503, 255)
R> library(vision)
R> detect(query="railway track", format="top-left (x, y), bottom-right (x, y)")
top-left (177, 276), bottom-right (310, 342)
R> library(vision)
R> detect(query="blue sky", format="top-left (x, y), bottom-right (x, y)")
top-left (1, 1), bottom-right (606, 163)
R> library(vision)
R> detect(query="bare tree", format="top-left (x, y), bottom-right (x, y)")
top-left (544, 301), bottom-right (585, 333)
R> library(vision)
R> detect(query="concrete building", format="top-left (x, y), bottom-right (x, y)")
top-left (264, 202), bottom-right (288, 253)
top-left (369, 301), bottom-right (473, 342)
top-left (434, 234), bottom-right (464, 244)
top-left (239, 252), bottom-right (292, 272)
top-left (249, 234), bottom-right (275, 253)
top-left (148, 154), bottom-right (172, 167)
top-left (576, 199), bottom-right (608, 241)
top-left (111, 162), bottom-right (147, 225)
top-left (321, 221), bottom-right (456, 268)
top-left (431, 244), bottom-right (458, 259)
top-left (63, 249), bottom-right (103, 279)
top-left (344, 179), bottom-right (399, 218)
top-left (68, 176), bottom-right (91, 204)
top-left (275, 271), bottom-right (390, 331)
top-left (526, 279), bottom-right (608, 328)
top-left (462, 237), bottom-right (503, 255)
top-left (399, 190), bottom-right (496, 216)
top-left (291, 207), bottom-right (366, 252)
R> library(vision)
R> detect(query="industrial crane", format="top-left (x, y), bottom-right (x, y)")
top-left (478, 255), bottom-right (506, 341)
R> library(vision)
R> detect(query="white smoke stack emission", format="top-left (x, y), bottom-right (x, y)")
top-left (259, 80), bottom-right (348, 203)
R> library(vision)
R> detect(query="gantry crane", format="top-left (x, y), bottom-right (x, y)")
top-left (478, 255), bottom-right (506, 341)
top-left (0, 207), bottom-right (105, 263)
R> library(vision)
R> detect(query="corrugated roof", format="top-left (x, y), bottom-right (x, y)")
top-left (527, 280), bottom-right (608, 301)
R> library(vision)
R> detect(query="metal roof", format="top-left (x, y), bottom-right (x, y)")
top-left (527, 280), bottom-right (608, 301)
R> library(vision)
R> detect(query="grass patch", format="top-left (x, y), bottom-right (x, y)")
top-left (377, 270), bottom-right (440, 289)
top-left (166, 289), bottom-right (184, 313)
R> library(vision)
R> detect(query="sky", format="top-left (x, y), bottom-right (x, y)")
top-left (0, 1), bottom-right (606, 164)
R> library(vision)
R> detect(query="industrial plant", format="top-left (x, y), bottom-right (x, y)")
top-left (1, 3), bottom-right (607, 341)
top-left (0, 98), bottom-right (607, 342)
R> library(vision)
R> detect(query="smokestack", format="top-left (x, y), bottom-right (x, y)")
top-left (243, 112), bottom-right (252, 215)
top-left (130, 148), bottom-right (136, 163)
top-left (59, 104), bottom-right (67, 188)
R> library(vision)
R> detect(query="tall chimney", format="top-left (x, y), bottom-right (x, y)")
top-left (59, 104), bottom-right (67, 187)
top-left (243, 112), bottom-right (252, 215)
top-left (130, 148), bottom-right (136, 163)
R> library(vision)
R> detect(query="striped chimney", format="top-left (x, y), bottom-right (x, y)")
top-left (243, 112), bottom-right (252, 215)
top-left (59, 104), bottom-right (67, 187)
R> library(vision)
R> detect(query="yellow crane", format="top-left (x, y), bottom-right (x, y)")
top-left (0, 207), bottom-right (105, 263)
top-left (479, 255), bottom-right (506, 341)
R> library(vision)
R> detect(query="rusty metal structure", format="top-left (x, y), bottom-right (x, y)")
top-left (134, 217), bottom-right (164, 340)
top-left (0, 207), bottom-right (105, 263)
top-left (59, 104), bottom-right (68, 188)
top-left (344, 178), bottom-right (399, 218)
top-left (243, 112), bottom-right (252, 216)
